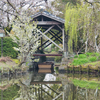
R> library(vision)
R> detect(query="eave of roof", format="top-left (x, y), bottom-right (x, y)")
top-left (31, 11), bottom-right (65, 24)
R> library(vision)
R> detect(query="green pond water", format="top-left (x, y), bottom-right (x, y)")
top-left (0, 68), bottom-right (100, 100)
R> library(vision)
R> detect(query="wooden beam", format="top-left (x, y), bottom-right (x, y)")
top-left (49, 31), bottom-right (62, 43)
top-left (50, 31), bottom-right (62, 41)
top-left (62, 26), bottom-right (65, 51)
top-left (33, 25), bottom-right (54, 43)
top-left (30, 81), bottom-right (62, 84)
top-left (52, 92), bottom-right (64, 100)
top-left (37, 29), bottom-right (63, 51)
top-left (43, 42), bottom-right (52, 49)
top-left (41, 37), bottom-right (43, 49)
top-left (57, 25), bottom-right (62, 31)
top-left (43, 34), bottom-right (62, 49)
top-left (41, 88), bottom-right (54, 98)
top-left (37, 21), bottom-right (61, 25)
top-left (45, 84), bottom-right (59, 95)
top-left (38, 33), bottom-right (62, 49)
top-left (41, 84), bottom-right (42, 99)
top-left (33, 54), bottom-right (62, 56)
top-left (38, 36), bottom-right (54, 49)
top-left (44, 25), bottom-right (55, 33)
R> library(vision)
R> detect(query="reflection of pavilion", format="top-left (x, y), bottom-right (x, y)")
top-left (27, 69), bottom-right (64, 100)
top-left (29, 83), bottom-right (64, 100)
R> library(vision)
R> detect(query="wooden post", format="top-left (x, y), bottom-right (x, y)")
top-left (38, 84), bottom-right (40, 100)
top-left (87, 65), bottom-right (90, 75)
top-left (62, 26), bottom-right (64, 51)
top-left (72, 66), bottom-right (74, 74)
top-left (79, 65), bottom-right (82, 74)
top-left (98, 66), bottom-right (100, 75)
top-left (41, 37), bottom-right (43, 50)
top-left (41, 84), bottom-right (43, 100)
top-left (98, 67), bottom-right (100, 81)
top-left (67, 65), bottom-right (68, 73)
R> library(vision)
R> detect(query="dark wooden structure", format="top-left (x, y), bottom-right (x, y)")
top-left (38, 62), bottom-right (54, 69)
top-left (31, 10), bottom-right (67, 54)
top-left (33, 54), bottom-right (62, 56)
top-left (30, 82), bottom-right (64, 100)
top-left (30, 81), bottom-right (62, 84)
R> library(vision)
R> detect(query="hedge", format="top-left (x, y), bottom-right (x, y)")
top-left (0, 37), bottom-right (18, 58)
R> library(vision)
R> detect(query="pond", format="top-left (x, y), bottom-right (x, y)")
top-left (0, 66), bottom-right (100, 100)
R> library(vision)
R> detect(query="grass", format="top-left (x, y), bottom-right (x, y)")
top-left (71, 52), bottom-right (100, 66)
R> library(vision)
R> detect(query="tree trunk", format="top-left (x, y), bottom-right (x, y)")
top-left (18, 61), bottom-right (25, 67)
top-left (95, 34), bottom-right (99, 52)
top-left (85, 38), bottom-right (88, 53)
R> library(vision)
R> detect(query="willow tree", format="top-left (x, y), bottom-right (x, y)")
top-left (65, 3), bottom-right (94, 53)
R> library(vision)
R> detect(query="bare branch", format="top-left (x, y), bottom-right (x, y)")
top-left (7, 0), bottom-right (19, 14)
top-left (84, 0), bottom-right (93, 5)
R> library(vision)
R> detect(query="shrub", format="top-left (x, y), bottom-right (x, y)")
top-left (94, 52), bottom-right (100, 57)
top-left (90, 52), bottom-right (99, 57)
top-left (0, 37), bottom-right (18, 58)
top-left (89, 57), bottom-right (97, 62)
top-left (72, 58), bottom-right (89, 65)
top-left (98, 56), bottom-right (100, 60)
top-left (55, 56), bottom-right (62, 62)
top-left (74, 55), bottom-right (78, 58)
top-left (79, 54), bottom-right (87, 58)
top-left (86, 52), bottom-right (93, 56)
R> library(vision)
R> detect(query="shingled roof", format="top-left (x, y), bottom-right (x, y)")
top-left (31, 10), bottom-right (65, 24)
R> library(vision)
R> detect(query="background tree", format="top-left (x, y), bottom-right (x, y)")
top-left (0, 0), bottom-right (48, 30)
top-left (0, 0), bottom-right (51, 67)
top-left (7, 12), bottom-right (39, 67)
top-left (51, 0), bottom-right (81, 18)
top-left (65, 1), bottom-right (100, 53)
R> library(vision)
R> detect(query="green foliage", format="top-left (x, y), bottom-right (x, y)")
top-left (55, 56), bottom-right (62, 62)
top-left (62, 0), bottom-right (80, 5)
top-left (72, 52), bottom-right (100, 65)
top-left (89, 57), bottom-right (97, 62)
top-left (74, 55), bottom-right (78, 58)
top-left (65, 3), bottom-right (92, 52)
top-left (0, 84), bottom-right (20, 100)
top-left (86, 52), bottom-right (100, 57)
top-left (12, 59), bottom-right (20, 64)
top-left (93, 52), bottom-right (100, 56)
top-left (98, 56), bottom-right (100, 60)
top-left (0, 37), bottom-right (18, 58)
top-left (86, 52), bottom-right (93, 56)
top-left (78, 54), bottom-right (87, 58)
top-left (72, 58), bottom-right (89, 66)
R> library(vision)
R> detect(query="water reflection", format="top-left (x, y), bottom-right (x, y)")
top-left (0, 68), bottom-right (100, 100)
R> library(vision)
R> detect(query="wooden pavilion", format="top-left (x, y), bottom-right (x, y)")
top-left (31, 10), bottom-right (67, 56)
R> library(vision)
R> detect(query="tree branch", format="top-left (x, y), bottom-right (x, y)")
top-left (7, 0), bottom-right (19, 14)
top-left (84, 0), bottom-right (93, 5)
top-left (0, 8), bottom-right (17, 16)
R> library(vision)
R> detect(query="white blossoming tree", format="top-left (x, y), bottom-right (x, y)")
top-left (7, 13), bottom-right (39, 67)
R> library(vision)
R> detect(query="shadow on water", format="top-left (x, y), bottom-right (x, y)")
top-left (1, 63), bottom-right (100, 99)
